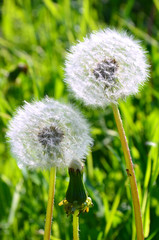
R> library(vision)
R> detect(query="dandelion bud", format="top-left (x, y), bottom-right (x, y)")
top-left (65, 28), bottom-right (149, 107)
top-left (59, 160), bottom-right (93, 215)
top-left (7, 97), bottom-right (92, 169)
top-left (66, 160), bottom-right (87, 204)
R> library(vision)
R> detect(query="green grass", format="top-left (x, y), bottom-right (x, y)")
top-left (0, 0), bottom-right (159, 239)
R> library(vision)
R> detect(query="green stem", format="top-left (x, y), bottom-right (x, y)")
top-left (44, 167), bottom-right (56, 240)
top-left (73, 210), bottom-right (79, 240)
top-left (87, 150), bottom-right (94, 180)
top-left (112, 104), bottom-right (144, 240)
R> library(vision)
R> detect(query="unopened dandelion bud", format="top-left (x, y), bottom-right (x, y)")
top-left (59, 160), bottom-right (93, 215)
top-left (66, 160), bottom-right (87, 204)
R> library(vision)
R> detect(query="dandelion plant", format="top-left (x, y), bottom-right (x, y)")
top-left (7, 97), bottom-right (92, 240)
top-left (64, 28), bottom-right (150, 240)
top-left (59, 159), bottom-right (93, 240)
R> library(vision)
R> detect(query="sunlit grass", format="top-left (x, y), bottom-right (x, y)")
top-left (0, 0), bottom-right (159, 239)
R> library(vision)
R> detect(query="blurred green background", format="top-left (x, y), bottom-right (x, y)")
top-left (0, 0), bottom-right (159, 239)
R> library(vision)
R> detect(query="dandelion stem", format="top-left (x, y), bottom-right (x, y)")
top-left (44, 167), bottom-right (56, 240)
top-left (73, 210), bottom-right (79, 240)
top-left (112, 104), bottom-right (144, 240)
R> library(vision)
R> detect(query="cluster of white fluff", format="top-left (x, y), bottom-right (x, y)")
top-left (65, 29), bottom-right (149, 107)
top-left (7, 28), bottom-right (150, 170)
top-left (7, 97), bottom-right (92, 169)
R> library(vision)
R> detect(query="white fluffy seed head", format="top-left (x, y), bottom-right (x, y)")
top-left (65, 28), bottom-right (150, 107)
top-left (7, 97), bottom-right (93, 169)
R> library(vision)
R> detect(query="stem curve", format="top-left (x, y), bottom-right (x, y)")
top-left (112, 104), bottom-right (144, 240)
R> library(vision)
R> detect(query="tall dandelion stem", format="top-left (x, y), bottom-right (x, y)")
top-left (112, 104), bottom-right (144, 240)
top-left (44, 167), bottom-right (56, 240)
top-left (73, 210), bottom-right (79, 240)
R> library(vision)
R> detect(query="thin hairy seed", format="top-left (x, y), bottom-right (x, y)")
top-left (38, 126), bottom-right (64, 147)
top-left (73, 210), bottom-right (79, 240)
top-left (44, 167), bottom-right (56, 240)
top-left (65, 28), bottom-right (149, 107)
top-left (112, 104), bottom-right (144, 240)
top-left (93, 58), bottom-right (118, 90)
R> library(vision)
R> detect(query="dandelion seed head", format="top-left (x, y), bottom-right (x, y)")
top-left (65, 28), bottom-right (149, 107)
top-left (7, 97), bottom-right (92, 169)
